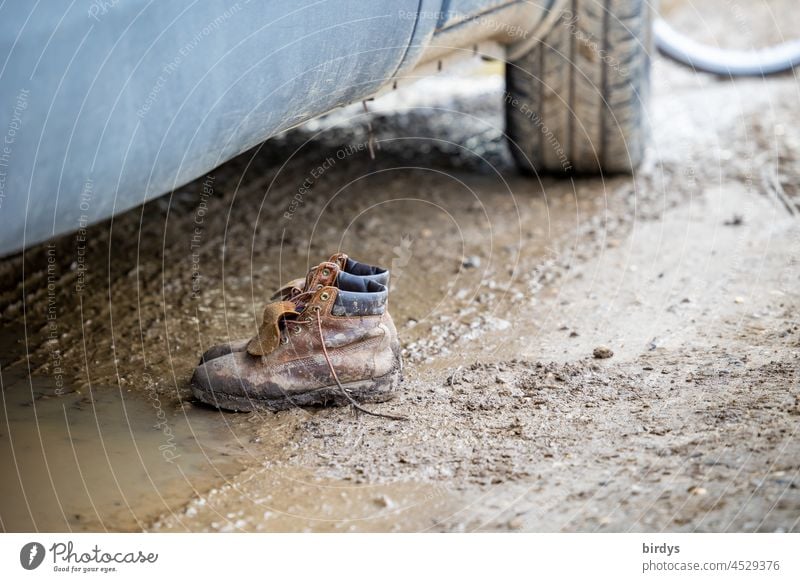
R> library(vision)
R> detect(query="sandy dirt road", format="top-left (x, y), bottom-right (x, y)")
top-left (1, 1), bottom-right (799, 532)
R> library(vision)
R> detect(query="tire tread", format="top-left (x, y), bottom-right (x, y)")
top-left (506, 0), bottom-right (652, 173)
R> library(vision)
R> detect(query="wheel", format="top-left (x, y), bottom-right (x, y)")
top-left (505, 0), bottom-right (652, 174)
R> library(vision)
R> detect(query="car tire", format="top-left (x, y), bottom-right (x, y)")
top-left (505, 0), bottom-right (652, 174)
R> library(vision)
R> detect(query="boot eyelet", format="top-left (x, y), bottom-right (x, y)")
top-left (313, 306), bottom-right (322, 313)
top-left (316, 284), bottom-right (322, 290)
top-left (291, 325), bottom-right (302, 335)
top-left (322, 268), bottom-right (330, 277)
top-left (320, 292), bottom-right (330, 301)
top-left (280, 336), bottom-right (288, 345)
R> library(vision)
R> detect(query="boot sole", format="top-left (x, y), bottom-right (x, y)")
top-left (191, 368), bottom-right (403, 413)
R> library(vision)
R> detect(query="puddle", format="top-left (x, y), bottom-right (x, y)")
top-left (154, 464), bottom-right (469, 532)
top-left (0, 368), bottom-right (250, 532)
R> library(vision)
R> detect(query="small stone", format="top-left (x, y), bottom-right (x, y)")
top-left (507, 517), bottom-right (524, 530)
top-left (462, 255), bottom-right (481, 269)
top-left (593, 345), bottom-right (614, 359)
top-left (374, 495), bottom-right (395, 509)
top-left (688, 485), bottom-right (707, 496)
top-left (734, 296), bottom-right (745, 304)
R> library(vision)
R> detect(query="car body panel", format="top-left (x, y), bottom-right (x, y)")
top-left (0, 0), bottom-right (551, 256)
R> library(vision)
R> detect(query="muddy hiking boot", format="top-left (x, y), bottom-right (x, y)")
top-left (198, 253), bottom-right (389, 363)
top-left (190, 258), bottom-right (404, 418)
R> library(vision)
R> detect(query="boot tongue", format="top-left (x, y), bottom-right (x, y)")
top-left (246, 300), bottom-right (299, 356)
top-left (248, 261), bottom-right (341, 357)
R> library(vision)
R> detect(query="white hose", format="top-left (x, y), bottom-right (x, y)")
top-left (654, 18), bottom-right (800, 77)
top-left (507, 1), bottom-right (800, 77)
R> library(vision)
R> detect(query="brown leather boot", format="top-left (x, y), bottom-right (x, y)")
top-left (198, 253), bottom-right (389, 363)
top-left (190, 267), bottom-right (403, 414)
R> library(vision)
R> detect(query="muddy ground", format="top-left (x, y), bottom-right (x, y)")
top-left (1, 1), bottom-right (799, 532)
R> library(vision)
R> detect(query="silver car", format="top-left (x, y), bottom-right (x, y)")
top-left (0, 0), bottom-right (651, 256)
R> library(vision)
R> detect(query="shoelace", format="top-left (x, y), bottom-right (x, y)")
top-left (314, 312), bottom-right (407, 421)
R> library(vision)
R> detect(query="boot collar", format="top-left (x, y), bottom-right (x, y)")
top-left (330, 273), bottom-right (387, 316)
top-left (328, 252), bottom-right (389, 286)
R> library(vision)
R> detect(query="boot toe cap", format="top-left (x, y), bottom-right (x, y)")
top-left (197, 338), bottom-right (248, 364)
top-left (191, 352), bottom-right (254, 408)
top-left (191, 350), bottom-right (288, 411)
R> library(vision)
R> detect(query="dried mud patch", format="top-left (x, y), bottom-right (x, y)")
top-left (284, 360), bottom-right (644, 486)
